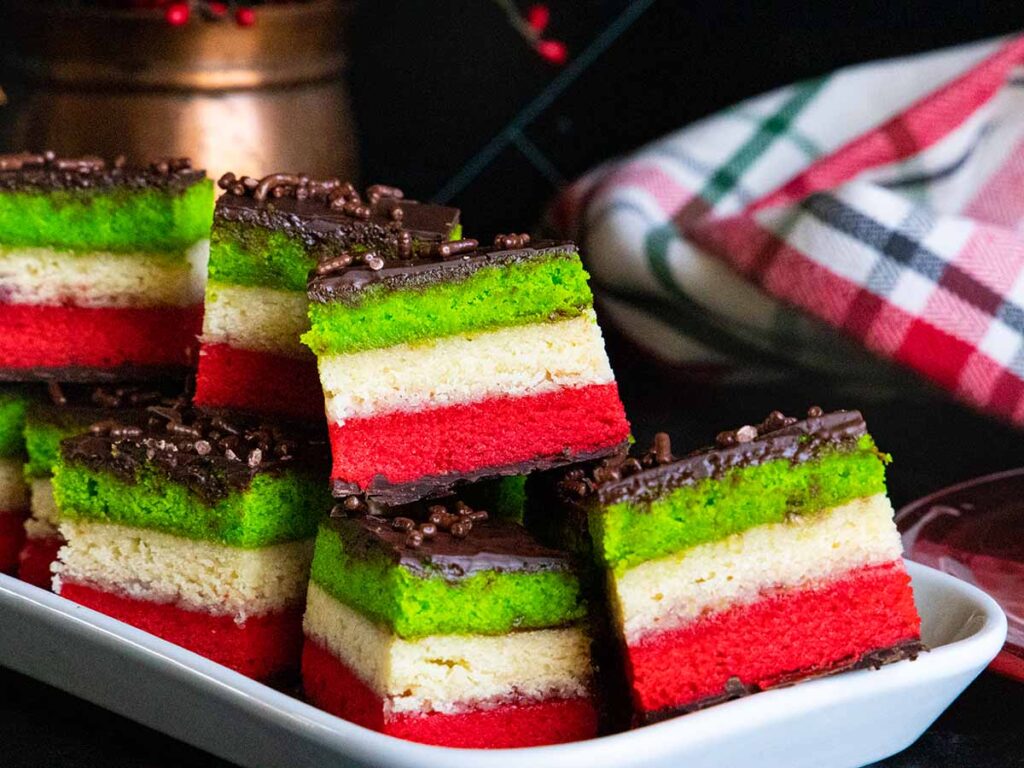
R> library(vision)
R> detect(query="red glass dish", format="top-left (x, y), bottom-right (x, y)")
top-left (897, 468), bottom-right (1024, 681)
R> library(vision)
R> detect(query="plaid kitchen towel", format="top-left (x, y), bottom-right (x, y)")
top-left (554, 35), bottom-right (1024, 423)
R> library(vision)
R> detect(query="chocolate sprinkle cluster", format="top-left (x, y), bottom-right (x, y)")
top-left (713, 408), bottom-right (820, 448)
top-left (559, 406), bottom-right (857, 505)
top-left (46, 380), bottom-right (174, 410)
top-left (63, 404), bottom-right (322, 503)
top-left (0, 151), bottom-right (203, 190)
top-left (332, 497), bottom-right (490, 550)
top-left (217, 172), bottom-right (404, 216)
top-left (493, 232), bottom-right (531, 249)
top-left (560, 432), bottom-right (677, 499)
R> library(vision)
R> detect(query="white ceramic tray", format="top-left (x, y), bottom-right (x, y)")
top-left (0, 561), bottom-right (1006, 768)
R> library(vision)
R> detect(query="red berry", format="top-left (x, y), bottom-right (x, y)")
top-left (164, 2), bottom-right (190, 25)
top-left (526, 4), bottom-right (550, 34)
top-left (536, 39), bottom-right (568, 65)
top-left (235, 7), bottom-right (256, 26)
top-left (207, 2), bottom-right (228, 16)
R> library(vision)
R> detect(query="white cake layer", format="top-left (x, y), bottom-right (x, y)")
top-left (56, 521), bottom-right (314, 619)
top-left (318, 310), bottom-right (614, 424)
top-left (25, 478), bottom-right (60, 540)
top-left (611, 494), bottom-right (904, 644)
top-left (0, 240), bottom-right (208, 308)
top-left (303, 583), bottom-right (591, 715)
top-left (201, 282), bottom-right (311, 358)
top-left (0, 457), bottom-right (28, 510)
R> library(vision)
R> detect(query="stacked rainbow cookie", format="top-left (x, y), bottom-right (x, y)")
top-left (0, 388), bottom-right (30, 573)
top-left (301, 495), bottom-right (598, 747)
top-left (52, 404), bottom-right (331, 680)
top-left (18, 382), bottom-right (185, 589)
top-left (531, 408), bottom-right (921, 723)
top-left (303, 236), bottom-right (631, 502)
top-left (195, 174), bottom-right (461, 420)
top-left (0, 153), bottom-right (212, 380)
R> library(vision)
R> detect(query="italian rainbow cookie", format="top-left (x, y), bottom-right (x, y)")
top-left (0, 153), bottom-right (213, 380)
top-left (533, 408), bottom-right (922, 723)
top-left (301, 496), bottom-right (597, 747)
top-left (195, 174), bottom-right (461, 420)
top-left (51, 405), bottom-right (331, 680)
top-left (303, 235), bottom-right (631, 503)
top-left (0, 388), bottom-right (30, 573)
top-left (18, 382), bottom-right (184, 589)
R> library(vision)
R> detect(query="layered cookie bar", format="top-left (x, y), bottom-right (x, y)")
top-left (0, 153), bottom-right (213, 380)
top-left (195, 174), bottom-right (461, 420)
top-left (18, 383), bottom-right (184, 589)
top-left (302, 496), bottom-right (597, 748)
top-left (304, 237), bottom-right (630, 503)
top-left (531, 409), bottom-right (922, 724)
top-left (0, 388), bottom-right (30, 572)
top-left (52, 405), bottom-right (330, 680)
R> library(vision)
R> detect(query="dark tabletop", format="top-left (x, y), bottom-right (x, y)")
top-left (2, 331), bottom-right (1023, 767)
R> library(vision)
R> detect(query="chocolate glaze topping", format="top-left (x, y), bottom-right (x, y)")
top-left (333, 441), bottom-right (628, 506)
top-left (29, 381), bottom-right (188, 431)
top-left (328, 496), bottom-right (572, 579)
top-left (214, 172), bottom-right (460, 262)
top-left (308, 240), bottom-right (577, 305)
top-left (0, 364), bottom-right (194, 384)
top-left (0, 152), bottom-right (205, 192)
top-left (558, 408), bottom-right (869, 506)
top-left (60, 404), bottom-right (327, 504)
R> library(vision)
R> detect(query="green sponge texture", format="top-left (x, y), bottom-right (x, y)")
top-left (0, 180), bottom-right (213, 252)
top-left (591, 436), bottom-right (890, 574)
top-left (23, 419), bottom-right (77, 478)
top-left (208, 221), bottom-right (314, 292)
top-left (0, 390), bottom-right (29, 458)
top-left (52, 461), bottom-right (328, 547)
top-left (310, 522), bottom-right (585, 638)
top-left (209, 221), bottom-right (465, 292)
top-left (304, 254), bottom-right (594, 356)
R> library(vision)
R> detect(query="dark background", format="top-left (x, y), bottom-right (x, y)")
top-left (3, 2), bottom-right (1024, 766)
top-left (353, 0), bottom-right (1024, 234)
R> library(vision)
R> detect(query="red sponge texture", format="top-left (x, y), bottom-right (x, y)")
top-left (17, 534), bottom-right (63, 589)
top-left (0, 510), bottom-right (27, 573)
top-left (195, 343), bottom-right (324, 420)
top-left (302, 639), bottom-right (598, 748)
top-left (329, 382), bottom-right (629, 489)
top-left (626, 562), bottom-right (921, 714)
top-left (0, 304), bottom-right (200, 371)
top-left (60, 582), bottom-right (303, 681)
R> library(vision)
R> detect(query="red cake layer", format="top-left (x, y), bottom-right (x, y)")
top-left (0, 303), bottom-right (201, 371)
top-left (60, 582), bottom-right (303, 681)
top-left (195, 343), bottom-right (324, 421)
top-left (627, 562), bottom-right (921, 714)
top-left (0, 510), bottom-right (27, 574)
top-left (302, 639), bottom-right (598, 748)
top-left (328, 382), bottom-right (629, 489)
top-left (17, 534), bottom-right (63, 589)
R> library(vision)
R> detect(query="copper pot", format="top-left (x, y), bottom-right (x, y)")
top-left (0, 1), bottom-right (358, 181)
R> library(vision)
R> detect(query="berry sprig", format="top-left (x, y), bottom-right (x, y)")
top-left (494, 1), bottom-right (568, 66)
top-left (162, 1), bottom-right (257, 27)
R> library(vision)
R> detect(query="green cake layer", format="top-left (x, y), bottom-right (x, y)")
top-left (52, 461), bottom-right (328, 547)
top-left (23, 418), bottom-right (79, 479)
top-left (590, 436), bottom-right (888, 574)
top-left (0, 181), bottom-right (214, 252)
top-left (0, 389), bottom-right (29, 458)
top-left (309, 522), bottom-right (585, 639)
top-left (208, 221), bottom-right (464, 292)
top-left (303, 253), bottom-right (594, 356)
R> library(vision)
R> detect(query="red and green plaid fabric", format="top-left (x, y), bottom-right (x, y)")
top-left (556, 36), bottom-right (1024, 423)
